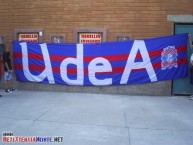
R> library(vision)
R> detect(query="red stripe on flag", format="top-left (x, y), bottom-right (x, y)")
top-left (14, 45), bottom-right (187, 63)
top-left (14, 58), bottom-right (187, 75)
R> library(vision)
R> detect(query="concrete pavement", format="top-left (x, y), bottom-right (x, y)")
top-left (0, 90), bottom-right (193, 145)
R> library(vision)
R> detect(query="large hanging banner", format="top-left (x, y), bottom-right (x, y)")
top-left (13, 33), bottom-right (188, 86)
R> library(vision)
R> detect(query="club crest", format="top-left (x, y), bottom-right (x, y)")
top-left (161, 46), bottom-right (178, 70)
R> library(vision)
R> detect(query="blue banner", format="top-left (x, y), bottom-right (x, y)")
top-left (13, 33), bottom-right (188, 86)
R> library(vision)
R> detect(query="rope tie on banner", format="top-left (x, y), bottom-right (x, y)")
top-left (189, 33), bottom-right (193, 49)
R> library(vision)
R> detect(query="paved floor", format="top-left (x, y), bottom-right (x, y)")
top-left (0, 90), bottom-right (193, 145)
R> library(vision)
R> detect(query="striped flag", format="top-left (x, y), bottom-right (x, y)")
top-left (13, 33), bottom-right (188, 86)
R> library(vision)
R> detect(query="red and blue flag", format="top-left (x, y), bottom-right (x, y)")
top-left (13, 33), bottom-right (188, 86)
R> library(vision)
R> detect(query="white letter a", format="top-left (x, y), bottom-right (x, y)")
top-left (120, 40), bottom-right (157, 84)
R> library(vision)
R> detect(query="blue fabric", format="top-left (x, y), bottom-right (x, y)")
top-left (13, 33), bottom-right (189, 86)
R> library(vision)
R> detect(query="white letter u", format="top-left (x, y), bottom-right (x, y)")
top-left (20, 42), bottom-right (55, 84)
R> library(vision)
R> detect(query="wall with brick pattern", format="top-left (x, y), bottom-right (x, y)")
top-left (0, 0), bottom-right (193, 43)
top-left (0, 0), bottom-right (192, 95)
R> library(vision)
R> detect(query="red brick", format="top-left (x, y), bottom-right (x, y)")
top-left (0, 0), bottom-right (192, 43)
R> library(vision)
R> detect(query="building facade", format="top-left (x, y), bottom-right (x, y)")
top-left (0, 0), bottom-right (193, 96)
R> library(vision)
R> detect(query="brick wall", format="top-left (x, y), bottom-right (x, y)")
top-left (0, 0), bottom-right (192, 95)
top-left (0, 0), bottom-right (193, 44)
